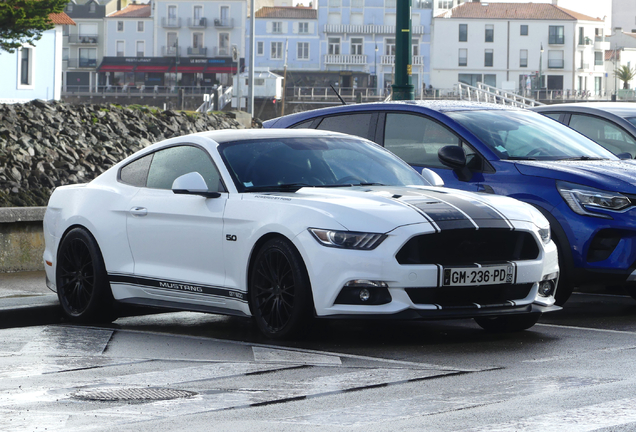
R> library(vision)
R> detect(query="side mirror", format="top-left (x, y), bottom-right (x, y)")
top-left (420, 168), bottom-right (444, 187)
top-left (438, 146), bottom-right (472, 181)
top-left (616, 152), bottom-right (632, 160)
top-left (172, 172), bottom-right (221, 198)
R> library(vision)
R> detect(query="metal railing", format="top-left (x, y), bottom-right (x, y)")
top-left (62, 85), bottom-right (220, 96)
top-left (323, 54), bottom-right (367, 65)
top-left (187, 17), bottom-right (207, 28)
top-left (187, 47), bottom-right (207, 56)
top-left (67, 34), bottom-right (98, 44)
top-left (323, 24), bottom-right (426, 35)
top-left (162, 46), bottom-right (181, 56)
top-left (162, 17), bottom-right (181, 28)
top-left (65, 58), bottom-right (97, 68)
top-left (214, 18), bottom-right (234, 28)
top-left (458, 82), bottom-right (544, 108)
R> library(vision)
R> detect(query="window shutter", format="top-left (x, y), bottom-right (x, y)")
top-left (293, 22), bottom-right (298, 34)
top-left (266, 22), bottom-right (272, 33)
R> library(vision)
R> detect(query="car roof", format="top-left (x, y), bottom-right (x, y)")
top-left (264, 100), bottom-right (521, 127)
top-left (531, 102), bottom-right (636, 119)
top-left (194, 127), bottom-right (360, 144)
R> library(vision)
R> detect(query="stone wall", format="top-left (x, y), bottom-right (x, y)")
top-left (0, 207), bottom-right (46, 272)
top-left (0, 100), bottom-right (244, 207)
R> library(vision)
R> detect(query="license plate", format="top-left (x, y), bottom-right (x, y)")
top-left (443, 264), bottom-right (515, 286)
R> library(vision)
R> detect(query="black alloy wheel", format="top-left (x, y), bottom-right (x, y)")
top-left (56, 228), bottom-right (114, 323)
top-left (250, 237), bottom-right (312, 339)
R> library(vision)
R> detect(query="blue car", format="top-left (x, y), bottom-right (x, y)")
top-left (264, 101), bottom-right (636, 305)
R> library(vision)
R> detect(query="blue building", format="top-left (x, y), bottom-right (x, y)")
top-left (0, 13), bottom-right (76, 103)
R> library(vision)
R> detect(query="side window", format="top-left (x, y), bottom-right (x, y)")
top-left (290, 119), bottom-right (315, 129)
top-left (315, 113), bottom-right (374, 139)
top-left (146, 145), bottom-right (224, 191)
top-left (543, 112), bottom-right (563, 122)
top-left (569, 114), bottom-right (636, 157)
top-left (383, 113), bottom-right (460, 168)
top-left (120, 153), bottom-right (153, 187)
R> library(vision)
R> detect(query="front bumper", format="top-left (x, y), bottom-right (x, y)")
top-left (293, 221), bottom-right (559, 318)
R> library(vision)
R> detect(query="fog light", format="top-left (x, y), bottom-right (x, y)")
top-left (359, 289), bottom-right (370, 302)
top-left (538, 280), bottom-right (555, 297)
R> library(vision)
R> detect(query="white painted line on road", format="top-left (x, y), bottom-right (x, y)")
top-left (536, 323), bottom-right (636, 336)
top-left (459, 397), bottom-right (636, 432)
top-left (252, 346), bottom-right (342, 365)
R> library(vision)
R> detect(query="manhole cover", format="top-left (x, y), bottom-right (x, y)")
top-left (73, 388), bottom-right (197, 402)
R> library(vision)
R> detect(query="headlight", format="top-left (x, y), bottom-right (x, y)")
top-left (556, 181), bottom-right (631, 218)
top-left (308, 228), bottom-right (387, 250)
top-left (538, 227), bottom-right (551, 244)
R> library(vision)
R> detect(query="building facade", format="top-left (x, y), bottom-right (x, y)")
top-left (0, 13), bottom-right (75, 103)
top-left (431, 2), bottom-right (609, 94)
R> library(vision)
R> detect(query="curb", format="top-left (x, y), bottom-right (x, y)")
top-left (0, 295), bottom-right (63, 328)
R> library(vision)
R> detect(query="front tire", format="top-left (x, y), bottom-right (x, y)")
top-left (249, 237), bottom-right (313, 339)
top-left (56, 227), bottom-right (115, 323)
top-left (474, 313), bottom-right (540, 332)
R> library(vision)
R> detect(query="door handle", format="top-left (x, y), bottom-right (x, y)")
top-left (130, 207), bottom-right (148, 217)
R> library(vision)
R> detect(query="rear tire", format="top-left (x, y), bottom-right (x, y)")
top-left (249, 237), bottom-right (313, 340)
top-left (56, 227), bottom-right (115, 323)
top-left (474, 313), bottom-right (540, 332)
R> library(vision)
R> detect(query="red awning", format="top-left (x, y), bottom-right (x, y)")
top-left (170, 65), bottom-right (206, 73)
top-left (135, 65), bottom-right (171, 73)
top-left (98, 65), bottom-right (135, 72)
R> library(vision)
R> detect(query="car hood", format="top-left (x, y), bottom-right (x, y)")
top-left (514, 159), bottom-right (636, 193)
top-left (245, 186), bottom-right (545, 233)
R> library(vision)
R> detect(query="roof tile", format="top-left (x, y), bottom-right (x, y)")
top-left (49, 12), bottom-right (76, 25)
top-left (255, 6), bottom-right (317, 19)
top-left (108, 4), bottom-right (151, 18)
top-left (437, 2), bottom-right (602, 22)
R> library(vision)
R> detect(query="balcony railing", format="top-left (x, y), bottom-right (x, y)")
top-left (211, 46), bottom-right (230, 56)
top-left (324, 24), bottom-right (426, 35)
top-left (162, 17), bottom-right (181, 28)
top-left (187, 17), bottom-right (207, 28)
top-left (381, 55), bottom-right (425, 65)
top-left (214, 18), bottom-right (234, 28)
top-left (187, 47), bottom-right (207, 56)
top-left (324, 54), bottom-right (367, 64)
top-left (548, 59), bottom-right (565, 68)
top-left (577, 62), bottom-right (590, 70)
top-left (67, 34), bottom-right (98, 44)
top-left (595, 37), bottom-right (610, 51)
top-left (65, 58), bottom-right (97, 68)
top-left (162, 46), bottom-right (181, 56)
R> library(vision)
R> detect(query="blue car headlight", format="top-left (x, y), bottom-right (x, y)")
top-left (308, 228), bottom-right (387, 250)
top-left (556, 181), bottom-right (631, 218)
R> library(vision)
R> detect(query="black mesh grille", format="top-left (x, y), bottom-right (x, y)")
top-left (396, 229), bottom-right (539, 265)
top-left (406, 283), bottom-right (533, 308)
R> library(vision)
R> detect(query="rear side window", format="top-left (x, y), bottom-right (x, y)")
top-left (543, 112), bottom-right (563, 122)
top-left (569, 114), bottom-right (636, 157)
top-left (146, 145), bottom-right (224, 191)
top-left (383, 113), bottom-right (460, 168)
top-left (120, 153), bottom-right (153, 187)
top-left (290, 119), bottom-right (314, 129)
top-left (315, 113), bottom-right (374, 139)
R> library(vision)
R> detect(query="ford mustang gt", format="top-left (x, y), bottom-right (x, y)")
top-left (43, 129), bottom-right (560, 338)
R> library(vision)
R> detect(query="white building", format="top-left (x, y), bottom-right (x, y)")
top-left (0, 13), bottom-right (75, 103)
top-left (431, 2), bottom-right (610, 94)
top-left (611, 0), bottom-right (636, 34)
top-left (606, 30), bottom-right (636, 94)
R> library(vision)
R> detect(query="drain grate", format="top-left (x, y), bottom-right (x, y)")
top-left (73, 387), bottom-right (197, 402)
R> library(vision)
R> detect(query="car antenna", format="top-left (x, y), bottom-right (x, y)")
top-left (330, 84), bottom-right (347, 105)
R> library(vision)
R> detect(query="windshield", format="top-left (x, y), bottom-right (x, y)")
top-left (626, 117), bottom-right (636, 128)
top-left (447, 110), bottom-right (618, 161)
top-left (218, 136), bottom-right (429, 192)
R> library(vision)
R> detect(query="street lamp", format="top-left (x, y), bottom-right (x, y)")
top-left (374, 43), bottom-right (378, 92)
top-left (174, 36), bottom-right (179, 88)
top-left (538, 42), bottom-right (544, 93)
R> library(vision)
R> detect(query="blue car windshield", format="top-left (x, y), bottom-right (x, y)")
top-left (218, 136), bottom-right (429, 192)
top-left (626, 117), bottom-right (636, 128)
top-left (447, 110), bottom-right (618, 161)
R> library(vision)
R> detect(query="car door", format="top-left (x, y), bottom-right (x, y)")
top-left (567, 114), bottom-right (636, 157)
top-left (378, 111), bottom-right (486, 191)
top-left (126, 144), bottom-right (229, 295)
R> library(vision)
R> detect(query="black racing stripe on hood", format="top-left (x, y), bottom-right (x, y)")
top-left (406, 199), bottom-right (476, 230)
top-left (414, 189), bottom-right (512, 230)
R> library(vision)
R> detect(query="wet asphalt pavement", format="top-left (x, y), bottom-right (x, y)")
top-left (3, 272), bottom-right (636, 431)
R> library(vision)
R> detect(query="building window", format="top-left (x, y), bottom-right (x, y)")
top-left (548, 50), bottom-right (564, 68)
top-left (193, 5), bottom-right (202, 23)
top-left (385, 0), bottom-right (396, 7)
top-left (412, 44), bottom-right (419, 56)
top-left (219, 33), bottom-right (229, 55)
top-left (298, 22), bottom-right (309, 34)
top-left (595, 51), bottom-right (603, 66)
top-left (459, 24), bottom-right (467, 42)
top-left (116, 41), bottom-right (124, 57)
top-left (136, 41), bottom-right (144, 57)
top-left (484, 49), bottom-right (493, 67)
top-left (79, 48), bottom-right (96, 67)
top-left (167, 32), bottom-right (177, 55)
top-left (459, 48), bottom-right (467, 66)
top-left (272, 22), bottom-right (282, 33)
top-left (297, 42), bottom-right (309, 60)
top-left (168, 5), bottom-right (177, 26)
top-left (20, 47), bottom-right (31, 85)
top-left (193, 32), bottom-right (203, 48)
top-left (578, 27), bottom-right (585, 45)
top-left (438, 0), bottom-right (452, 8)
top-left (117, 21), bottom-right (124, 32)
top-left (485, 24), bottom-right (493, 42)
top-left (257, 41), bottom-right (264, 55)
top-left (351, 37), bottom-right (363, 55)
top-left (352, 0), bottom-right (363, 7)
top-left (385, 38), bottom-right (395, 55)
top-left (137, 21), bottom-right (144, 32)
top-left (89, 2), bottom-right (96, 13)
top-left (329, 0), bottom-right (341, 6)
top-left (63, 25), bottom-right (69, 36)
top-left (271, 41), bottom-right (283, 59)
top-left (520, 25), bottom-right (528, 36)
top-left (549, 26), bottom-right (564, 44)
top-left (328, 37), bottom-right (340, 55)
top-left (66, 4), bottom-right (73, 12)
top-left (520, 49), bottom-right (528, 67)
top-left (62, 47), bottom-right (69, 60)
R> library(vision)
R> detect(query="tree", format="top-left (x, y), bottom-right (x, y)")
top-left (615, 65), bottom-right (636, 90)
top-left (0, 0), bottom-right (69, 53)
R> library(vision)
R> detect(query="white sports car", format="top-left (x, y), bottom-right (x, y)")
top-left (43, 129), bottom-right (560, 338)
